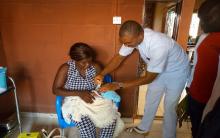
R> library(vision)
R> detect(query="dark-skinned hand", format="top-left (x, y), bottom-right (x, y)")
top-left (78, 91), bottom-right (95, 104)
top-left (99, 83), bottom-right (120, 92)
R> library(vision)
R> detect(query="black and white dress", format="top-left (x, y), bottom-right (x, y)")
top-left (64, 60), bottom-right (96, 91)
top-left (64, 60), bottom-right (116, 138)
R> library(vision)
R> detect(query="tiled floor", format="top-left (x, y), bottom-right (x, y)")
top-left (5, 116), bottom-right (192, 138)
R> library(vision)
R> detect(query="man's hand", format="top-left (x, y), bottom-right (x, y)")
top-left (99, 82), bottom-right (120, 92)
top-left (78, 91), bottom-right (95, 104)
top-left (94, 74), bottom-right (104, 85)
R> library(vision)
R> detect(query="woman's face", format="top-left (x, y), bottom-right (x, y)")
top-left (75, 58), bottom-right (92, 70)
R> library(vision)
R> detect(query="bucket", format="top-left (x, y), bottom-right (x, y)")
top-left (0, 67), bottom-right (7, 94)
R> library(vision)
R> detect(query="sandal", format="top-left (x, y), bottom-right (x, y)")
top-left (126, 126), bottom-right (149, 136)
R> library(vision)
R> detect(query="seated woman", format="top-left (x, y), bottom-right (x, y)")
top-left (53, 42), bottom-right (123, 138)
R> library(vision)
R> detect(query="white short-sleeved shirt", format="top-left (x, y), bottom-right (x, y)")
top-left (186, 34), bottom-right (208, 87)
top-left (119, 28), bottom-right (189, 74)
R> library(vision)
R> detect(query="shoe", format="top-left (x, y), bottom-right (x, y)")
top-left (126, 126), bottom-right (149, 136)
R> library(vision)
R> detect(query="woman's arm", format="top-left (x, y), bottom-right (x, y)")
top-left (92, 62), bottom-right (102, 75)
top-left (52, 63), bottom-right (95, 103)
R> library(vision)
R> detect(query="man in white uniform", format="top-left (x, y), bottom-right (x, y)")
top-left (95, 20), bottom-right (189, 138)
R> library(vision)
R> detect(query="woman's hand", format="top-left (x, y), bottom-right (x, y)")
top-left (94, 74), bottom-right (104, 85)
top-left (78, 91), bottom-right (95, 103)
top-left (99, 83), bottom-right (120, 92)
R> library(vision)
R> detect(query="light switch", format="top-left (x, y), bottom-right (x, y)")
top-left (113, 16), bottom-right (121, 25)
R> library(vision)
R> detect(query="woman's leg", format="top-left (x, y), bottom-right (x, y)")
top-left (99, 119), bottom-right (116, 138)
top-left (75, 116), bottom-right (96, 138)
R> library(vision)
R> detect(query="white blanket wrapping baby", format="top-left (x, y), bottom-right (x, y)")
top-left (62, 96), bottom-right (124, 137)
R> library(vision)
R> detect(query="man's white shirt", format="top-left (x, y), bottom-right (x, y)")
top-left (119, 28), bottom-right (189, 74)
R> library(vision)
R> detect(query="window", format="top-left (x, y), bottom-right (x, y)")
top-left (189, 13), bottom-right (200, 39)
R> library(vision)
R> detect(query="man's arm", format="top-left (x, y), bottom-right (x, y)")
top-left (95, 54), bottom-right (126, 84)
top-left (99, 54), bottom-right (126, 76)
top-left (122, 71), bottom-right (158, 88)
top-left (99, 71), bottom-right (158, 92)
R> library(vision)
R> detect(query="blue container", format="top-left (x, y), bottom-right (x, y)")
top-left (0, 67), bottom-right (7, 94)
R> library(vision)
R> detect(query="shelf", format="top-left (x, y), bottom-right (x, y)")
top-left (0, 86), bottom-right (14, 96)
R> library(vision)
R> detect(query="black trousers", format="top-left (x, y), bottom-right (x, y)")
top-left (197, 97), bottom-right (220, 138)
top-left (188, 95), bottom-right (206, 138)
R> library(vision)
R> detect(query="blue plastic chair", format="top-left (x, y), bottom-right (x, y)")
top-left (55, 74), bottom-right (118, 134)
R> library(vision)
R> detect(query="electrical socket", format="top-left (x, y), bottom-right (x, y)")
top-left (113, 16), bottom-right (121, 24)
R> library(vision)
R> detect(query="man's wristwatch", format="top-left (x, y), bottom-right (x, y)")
top-left (117, 82), bottom-right (124, 89)
top-left (113, 82), bottom-right (124, 89)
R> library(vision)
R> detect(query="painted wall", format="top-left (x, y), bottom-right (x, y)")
top-left (0, 29), bottom-right (15, 121)
top-left (0, 0), bottom-right (143, 117)
top-left (0, 34), bottom-right (7, 66)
